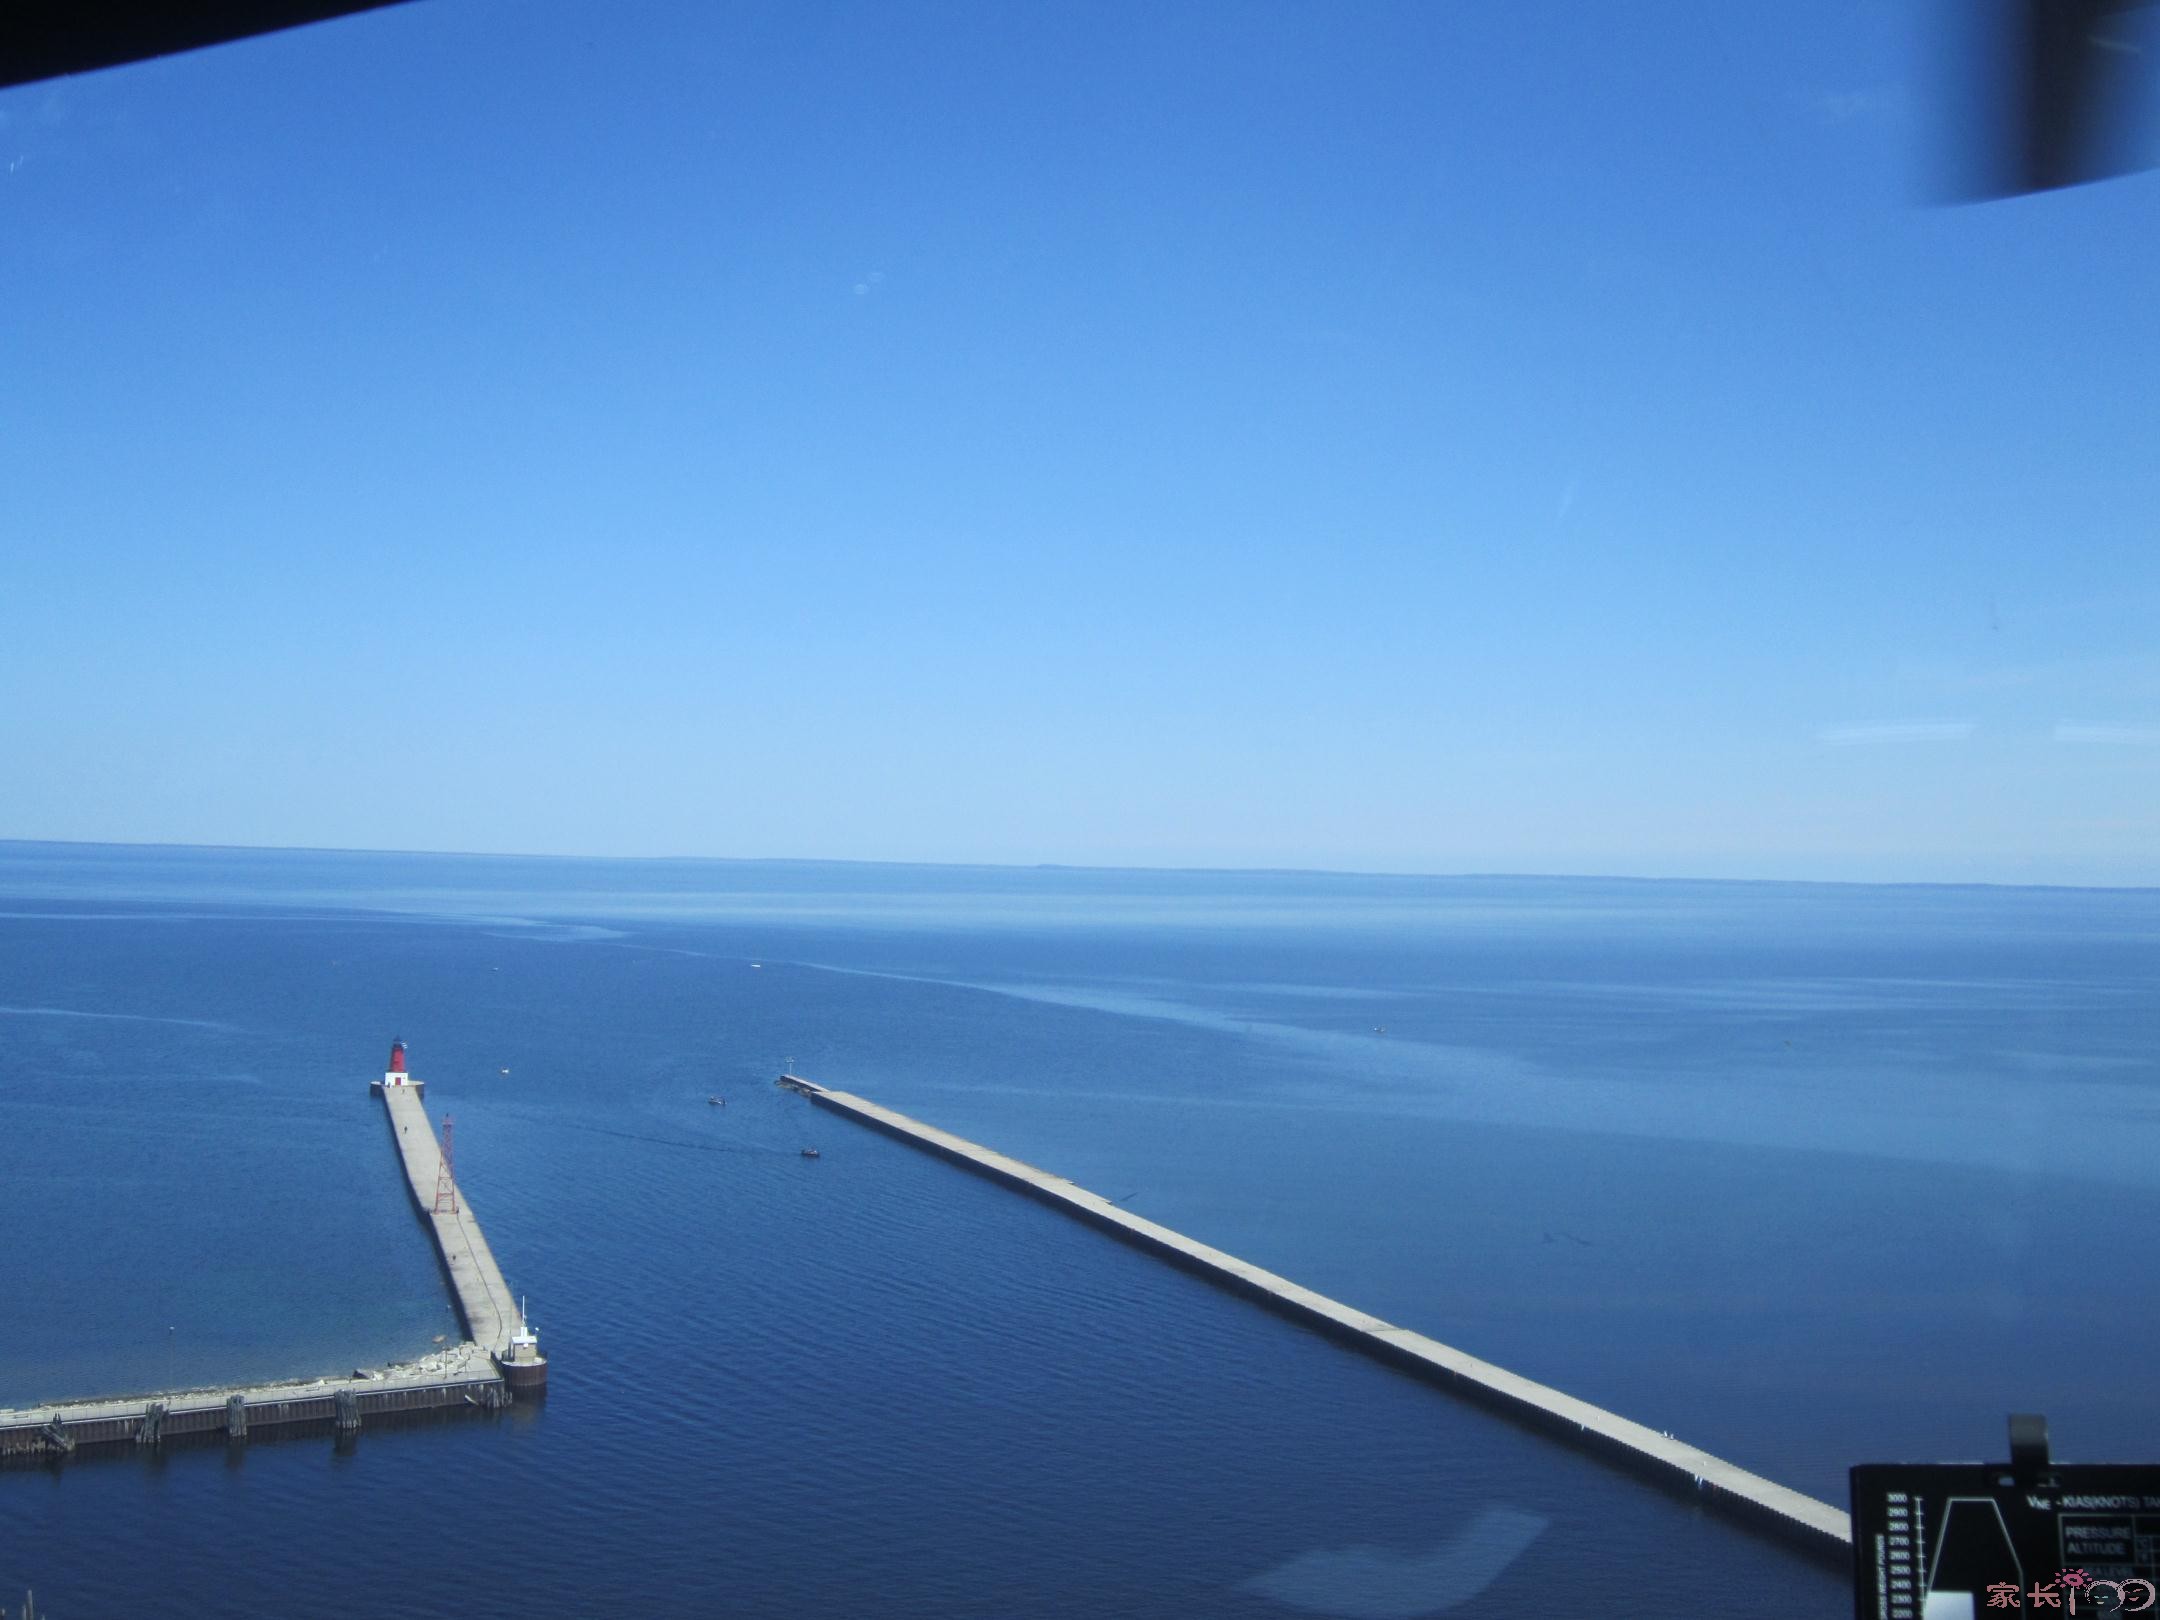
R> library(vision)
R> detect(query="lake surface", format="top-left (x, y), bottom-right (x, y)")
top-left (4, 842), bottom-right (2156, 1617)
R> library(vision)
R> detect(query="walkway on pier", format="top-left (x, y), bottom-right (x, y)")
top-left (379, 1085), bottom-right (520, 1360)
top-left (0, 1345), bottom-right (498, 1459)
top-left (4, 1066), bottom-right (534, 1463)
top-left (780, 1076), bottom-right (1851, 1567)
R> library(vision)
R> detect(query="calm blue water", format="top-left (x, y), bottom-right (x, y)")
top-left (5, 843), bottom-right (2158, 1617)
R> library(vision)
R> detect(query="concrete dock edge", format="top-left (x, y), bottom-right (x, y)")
top-left (3, 1064), bottom-right (540, 1464)
top-left (780, 1074), bottom-right (1852, 1571)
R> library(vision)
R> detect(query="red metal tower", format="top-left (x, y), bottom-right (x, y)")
top-left (434, 1113), bottom-right (459, 1214)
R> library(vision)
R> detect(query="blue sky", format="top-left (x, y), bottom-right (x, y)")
top-left (2, 0), bottom-right (2156, 882)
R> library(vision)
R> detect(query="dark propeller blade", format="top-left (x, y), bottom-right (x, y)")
top-left (0, 1), bottom-right (416, 92)
top-left (1947, 0), bottom-right (2159, 197)
top-left (5, 3), bottom-right (2149, 204)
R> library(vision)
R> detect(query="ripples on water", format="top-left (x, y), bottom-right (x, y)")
top-left (5, 844), bottom-right (2156, 1616)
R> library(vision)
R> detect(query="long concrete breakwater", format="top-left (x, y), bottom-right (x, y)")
top-left (378, 1082), bottom-right (541, 1382)
top-left (779, 1074), bottom-right (1852, 1568)
top-left (2, 1057), bottom-right (541, 1464)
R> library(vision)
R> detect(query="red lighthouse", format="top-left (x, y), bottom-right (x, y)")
top-left (371, 1038), bottom-right (423, 1098)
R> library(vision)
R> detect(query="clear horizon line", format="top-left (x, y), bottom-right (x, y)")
top-left (0, 835), bottom-right (2152, 895)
